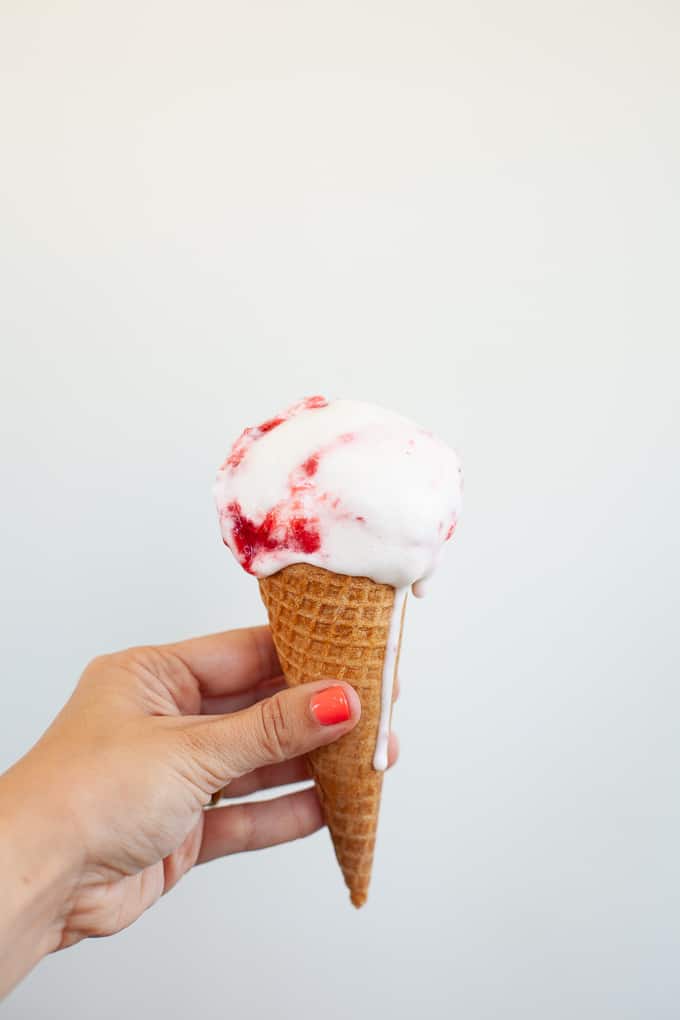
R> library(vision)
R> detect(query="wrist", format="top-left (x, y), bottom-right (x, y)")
top-left (0, 751), bottom-right (83, 996)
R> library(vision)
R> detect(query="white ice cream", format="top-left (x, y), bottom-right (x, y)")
top-left (214, 396), bottom-right (463, 769)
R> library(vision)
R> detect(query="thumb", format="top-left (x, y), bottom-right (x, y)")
top-left (179, 681), bottom-right (361, 795)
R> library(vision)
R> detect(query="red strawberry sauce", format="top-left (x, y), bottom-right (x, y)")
top-left (224, 395), bottom-right (328, 471)
top-left (302, 454), bottom-right (319, 476)
top-left (220, 399), bottom-right (365, 572)
top-left (258, 415), bottom-right (286, 434)
top-left (226, 501), bottom-right (321, 574)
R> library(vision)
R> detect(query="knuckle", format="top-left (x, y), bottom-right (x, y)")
top-left (285, 791), bottom-right (309, 841)
top-left (257, 693), bottom-right (294, 763)
top-left (80, 652), bottom-right (114, 683)
top-left (178, 722), bottom-right (208, 759)
top-left (85, 653), bottom-right (111, 672)
top-left (176, 723), bottom-right (226, 797)
top-left (133, 645), bottom-right (199, 711)
top-left (120, 645), bottom-right (169, 681)
top-left (232, 805), bottom-right (257, 853)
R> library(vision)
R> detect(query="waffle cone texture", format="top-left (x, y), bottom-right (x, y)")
top-left (259, 562), bottom-right (406, 908)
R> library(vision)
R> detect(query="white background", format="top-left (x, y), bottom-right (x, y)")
top-left (1, 2), bottom-right (679, 1017)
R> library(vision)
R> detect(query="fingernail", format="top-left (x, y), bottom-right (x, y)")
top-left (310, 685), bottom-right (351, 726)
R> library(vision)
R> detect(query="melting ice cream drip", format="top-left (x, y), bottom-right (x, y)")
top-left (373, 586), bottom-right (408, 771)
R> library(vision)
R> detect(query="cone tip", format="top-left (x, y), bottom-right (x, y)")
top-left (350, 890), bottom-right (368, 908)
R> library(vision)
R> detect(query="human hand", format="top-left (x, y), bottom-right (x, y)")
top-left (0, 627), bottom-right (398, 993)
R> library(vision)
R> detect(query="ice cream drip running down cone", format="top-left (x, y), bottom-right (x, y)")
top-left (214, 397), bottom-right (462, 906)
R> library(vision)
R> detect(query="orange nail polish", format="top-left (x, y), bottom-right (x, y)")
top-left (310, 686), bottom-right (351, 726)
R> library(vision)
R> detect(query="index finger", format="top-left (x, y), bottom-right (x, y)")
top-left (164, 626), bottom-right (281, 698)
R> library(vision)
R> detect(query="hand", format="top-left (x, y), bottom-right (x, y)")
top-left (0, 627), bottom-right (398, 995)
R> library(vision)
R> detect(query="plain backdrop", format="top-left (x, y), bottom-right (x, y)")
top-left (1, 2), bottom-right (679, 1018)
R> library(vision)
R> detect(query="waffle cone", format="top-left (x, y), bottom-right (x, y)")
top-left (258, 562), bottom-right (406, 907)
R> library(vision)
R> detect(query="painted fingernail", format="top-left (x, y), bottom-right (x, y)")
top-left (310, 685), bottom-right (351, 726)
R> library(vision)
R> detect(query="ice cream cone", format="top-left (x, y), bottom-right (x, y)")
top-left (214, 397), bottom-right (462, 907)
top-left (258, 562), bottom-right (406, 907)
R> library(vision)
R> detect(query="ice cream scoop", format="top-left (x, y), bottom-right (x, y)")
top-left (214, 395), bottom-right (462, 591)
top-left (214, 396), bottom-right (462, 906)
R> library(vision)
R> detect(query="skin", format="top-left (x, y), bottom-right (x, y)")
top-left (0, 626), bottom-right (399, 998)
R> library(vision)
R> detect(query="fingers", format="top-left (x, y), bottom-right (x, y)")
top-left (203, 669), bottom-right (398, 717)
top-left (387, 730), bottom-right (399, 768)
top-left (162, 818), bottom-right (204, 894)
top-left (211, 731), bottom-right (398, 802)
top-left (163, 627), bottom-right (280, 699)
top-left (200, 675), bottom-right (287, 716)
top-left (197, 788), bottom-right (323, 863)
top-left (179, 680), bottom-right (361, 795)
top-left (216, 756), bottom-right (311, 799)
top-left (200, 732), bottom-right (401, 861)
